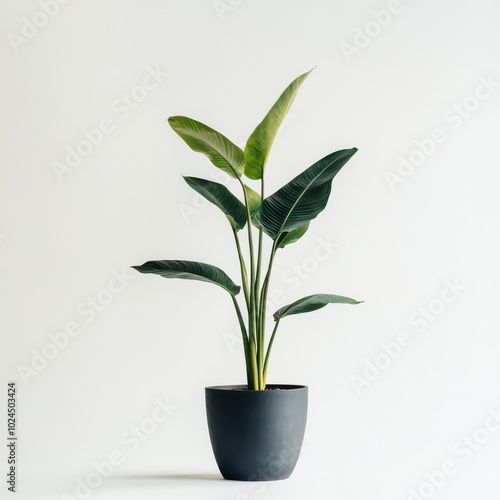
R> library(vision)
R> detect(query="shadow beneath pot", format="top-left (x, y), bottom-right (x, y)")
top-left (115, 473), bottom-right (222, 481)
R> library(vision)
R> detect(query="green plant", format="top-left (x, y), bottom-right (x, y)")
top-left (132, 69), bottom-right (362, 390)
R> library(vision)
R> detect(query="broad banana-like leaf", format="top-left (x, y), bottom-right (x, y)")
top-left (244, 69), bottom-right (313, 180)
top-left (243, 184), bottom-right (261, 217)
top-left (132, 260), bottom-right (240, 295)
top-left (184, 176), bottom-right (246, 231)
top-left (273, 293), bottom-right (362, 321)
top-left (243, 184), bottom-right (262, 228)
top-left (256, 148), bottom-right (357, 240)
top-left (168, 116), bottom-right (244, 178)
top-left (276, 223), bottom-right (310, 249)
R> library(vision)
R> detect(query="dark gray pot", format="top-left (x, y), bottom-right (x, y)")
top-left (205, 384), bottom-right (308, 481)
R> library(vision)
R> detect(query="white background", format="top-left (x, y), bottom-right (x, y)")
top-left (1, 1), bottom-right (500, 499)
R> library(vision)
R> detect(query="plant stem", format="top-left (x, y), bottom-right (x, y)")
top-left (232, 229), bottom-right (250, 311)
top-left (239, 180), bottom-right (256, 288)
top-left (231, 295), bottom-right (257, 388)
top-left (262, 319), bottom-right (280, 385)
top-left (254, 178), bottom-right (265, 301)
top-left (239, 179), bottom-right (258, 388)
top-left (257, 240), bottom-right (278, 389)
top-left (248, 335), bottom-right (258, 390)
top-left (254, 178), bottom-right (265, 387)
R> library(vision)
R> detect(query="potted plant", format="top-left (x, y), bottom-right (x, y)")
top-left (132, 68), bottom-right (362, 481)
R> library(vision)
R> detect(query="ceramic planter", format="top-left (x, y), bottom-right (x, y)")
top-left (205, 384), bottom-right (308, 481)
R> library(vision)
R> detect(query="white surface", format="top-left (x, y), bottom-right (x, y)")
top-left (1, 1), bottom-right (500, 499)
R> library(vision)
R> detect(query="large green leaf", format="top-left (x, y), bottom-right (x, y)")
top-left (273, 293), bottom-right (362, 321)
top-left (132, 260), bottom-right (240, 295)
top-left (243, 184), bottom-right (261, 217)
top-left (244, 69), bottom-right (313, 180)
top-left (256, 148), bottom-right (357, 240)
top-left (243, 184), bottom-right (262, 228)
top-left (184, 176), bottom-right (247, 231)
top-left (168, 116), bottom-right (244, 178)
top-left (276, 223), bottom-right (310, 249)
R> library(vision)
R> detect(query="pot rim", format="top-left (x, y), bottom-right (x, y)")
top-left (206, 384), bottom-right (307, 391)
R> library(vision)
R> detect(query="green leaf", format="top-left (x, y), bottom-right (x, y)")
top-left (244, 69), bottom-right (313, 180)
top-left (168, 116), bottom-right (244, 178)
top-left (243, 184), bottom-right (261, 217)
top-left (243, 184), bottom-right (262, 229)
top-left (273, 293), bottom-right (362, 321)
top-left (132, 260), bottom-right (240, 296)
top-left (276, 223), bottom-right (310, 249)
top-left (256, 148), bottom-right (357, 240)
top-left (184, 176), bottom-right (247, 231)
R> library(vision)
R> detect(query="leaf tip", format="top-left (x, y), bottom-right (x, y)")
top-left (167, 116), bottom-right (184, 129)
